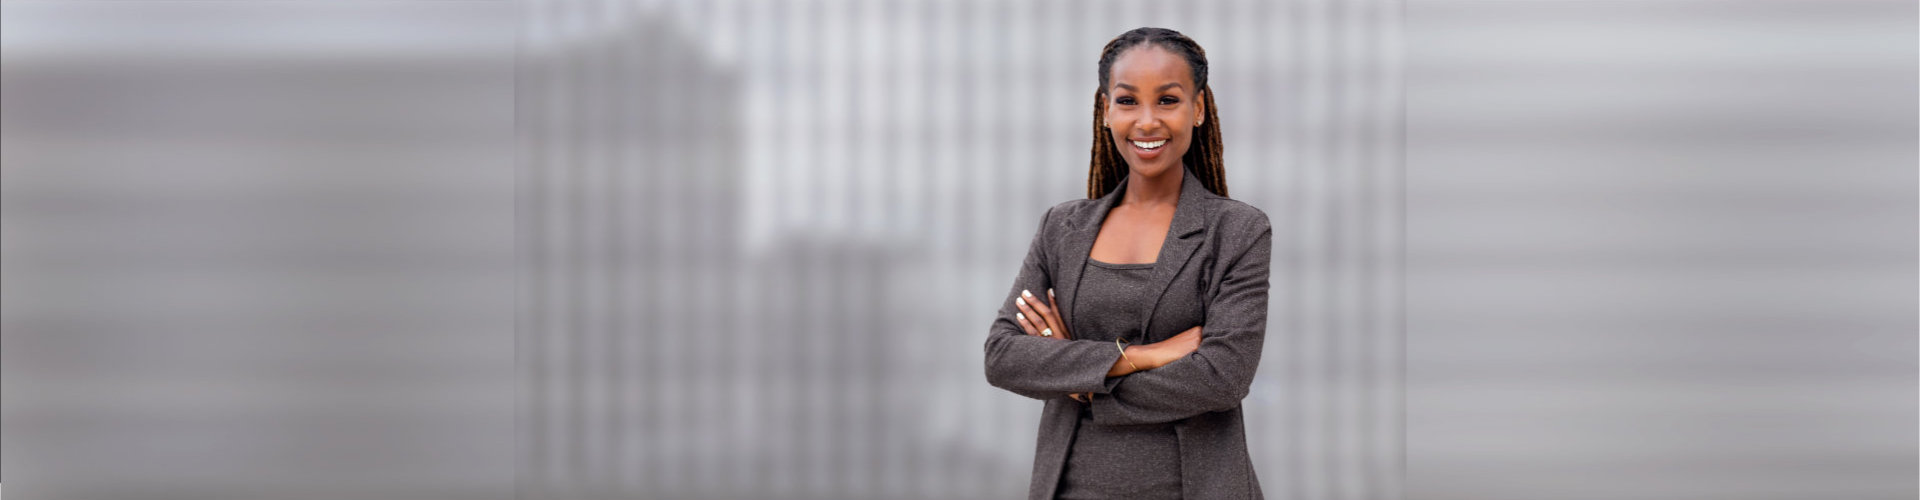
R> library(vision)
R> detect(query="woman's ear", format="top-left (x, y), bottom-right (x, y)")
top-left (1194, 90), bottom-right (1206, 127)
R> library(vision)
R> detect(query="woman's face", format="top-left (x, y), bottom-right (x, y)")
top-left (1105, 45), bottom-right (1204, 179)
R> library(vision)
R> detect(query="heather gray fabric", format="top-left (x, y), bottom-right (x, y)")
top-left (1055, 259), bottom-right (1182, 499)
top-left (984, 166), bottom-right (1274, 500)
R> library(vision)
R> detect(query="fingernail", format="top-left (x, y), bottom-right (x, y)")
top-left (1017, 312), bottom-right (1026, 322)
top-left (1016, 297), bottom-right (1026, 307)
top-left (1048, 288), bottom-right (1055, 297)
top-left (1022, 290), bottom-right (1034, 298)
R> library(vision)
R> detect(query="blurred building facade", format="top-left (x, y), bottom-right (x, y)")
top-left (2, 3), bottom-right (518, 499)
top-left (6, 1), bottom-right (1907, 500)
top-left (518, 1), bottom-right (1403, 499)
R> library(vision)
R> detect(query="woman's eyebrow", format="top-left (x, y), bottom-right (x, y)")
top-left (1111, 82), bottom-right (1186, 92)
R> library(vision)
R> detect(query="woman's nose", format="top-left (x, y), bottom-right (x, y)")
top-left (1134, 113), bottom-right (1163, 133)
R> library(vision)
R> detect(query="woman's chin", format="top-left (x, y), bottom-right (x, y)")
top-left (1127, 160), bottom-right (1182, 179)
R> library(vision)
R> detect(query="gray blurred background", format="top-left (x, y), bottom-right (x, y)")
top-left (515, 1), bottom-right (1397, 498)
top-left (1407, 2), bottom-right (1915, 499)
top-left (2, 1), bottom-right (1912, 500)
top-left (4, 2), bottom-right (518, 500)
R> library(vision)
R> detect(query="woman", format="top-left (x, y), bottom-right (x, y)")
top-left (983, 27), bottom-right (1273, 500)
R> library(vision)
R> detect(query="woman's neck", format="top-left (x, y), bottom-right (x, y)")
top-left (1122, 165), bottom-right (1184, 208)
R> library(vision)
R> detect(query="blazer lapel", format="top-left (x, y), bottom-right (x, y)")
top-left (1055, 179), bottom-right (1127, 341)
top-left (1058, 168), bottom-right (1216, 343)
top-left (1135, 168), bottom-right (1213, 341)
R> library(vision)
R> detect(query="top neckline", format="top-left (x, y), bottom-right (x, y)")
top-left (1088, 257), bottom-right (1156, 270)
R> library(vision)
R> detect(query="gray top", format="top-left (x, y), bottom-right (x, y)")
top-left (984, 167), bottom-right (1274, 499)
top-left (1055, 258), bottom-right (1182, 499)
top-left (1070, 258), bottom-right (1158, 344)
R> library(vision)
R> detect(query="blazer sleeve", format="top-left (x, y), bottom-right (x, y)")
top-left (1089, 213), bottom-right (1273, 425)
top-left (984, 205), bottom-right (1126, 400)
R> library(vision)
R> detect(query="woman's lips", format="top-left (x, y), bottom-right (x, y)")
top-left (1130, 138), bottom-right (1169, 159)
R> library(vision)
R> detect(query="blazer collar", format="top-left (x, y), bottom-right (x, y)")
top-left (1081, 166), bottom-right (1216, 237)
top-left (1056, 167), bottom-right (1216, 342)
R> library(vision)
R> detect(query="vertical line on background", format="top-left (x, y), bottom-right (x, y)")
top-left (602, 7), bottom-right (626, 492)
top-left (1380, 0), bottom-right (1406, 497)
top-left (518, 0), bottom-right (548, 495)
top-left (1324, 0), bottom-right (1352, 496)
top-left (561, 2), bottom-right (589, 486)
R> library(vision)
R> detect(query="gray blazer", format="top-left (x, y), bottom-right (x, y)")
top-left (985, 166), bottom-right (1273, 499)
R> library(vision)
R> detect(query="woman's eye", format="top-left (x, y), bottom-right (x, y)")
top-left (1116, 96), bottom-right (1136, 105)
top-left (1160, 96), bottom-right (1180, 105)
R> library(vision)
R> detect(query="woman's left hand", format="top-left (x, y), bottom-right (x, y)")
top-left (1013, 288), bottom-right (1094, 402)
top-left (1013, 288), bottom-right (1071, 340)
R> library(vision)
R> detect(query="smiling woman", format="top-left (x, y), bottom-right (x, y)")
top-left (983, 27), bottom-right (1273, 500)
top-left (1088, 28), bottom-right (1228, 201)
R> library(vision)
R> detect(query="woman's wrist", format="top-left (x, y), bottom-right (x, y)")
top-left (1108, 343), bottom-right (1154, 377)
top-left (1126, 344), bottom-right (1164, 371)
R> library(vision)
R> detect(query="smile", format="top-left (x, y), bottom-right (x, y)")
top-left (1130, 139), bottom-right (1167, 150)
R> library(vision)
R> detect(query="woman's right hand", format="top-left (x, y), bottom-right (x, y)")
top-left (1143, 326), bottom-right (1203, 369)
top-left (1102, 325), bottom-right (1204, 378)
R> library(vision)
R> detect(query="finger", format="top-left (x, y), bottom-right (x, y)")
top-left (1021, 290), bottom-right (1061, 334)
top-left (1068, 393), bottom-right (1086, 403)
top-left (1015, 295), bottom-right (1040, 326)
top-left (1046, 288), bottom-right (1072, 340)
top-left (1015, 312), bottom-right (1040, 336)
top-left (1017, 294), bottom-right (1059, 337)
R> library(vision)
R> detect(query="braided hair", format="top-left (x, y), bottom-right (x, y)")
top-left (1088, 27), bottom-right (1228, 199)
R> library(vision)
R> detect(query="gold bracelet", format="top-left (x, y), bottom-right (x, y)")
top-left (1116, 338), bottom-right (1141, 372)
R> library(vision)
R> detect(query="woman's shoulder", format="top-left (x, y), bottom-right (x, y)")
top-left (1203, 196), bottom-right (1272, 234)
top-left (1032, 197), bottom-right (1103, 233)
top-left (1200, 198), bottom-right (1272, 265)
top-left (1044, 197), bottom-right (1103, 220)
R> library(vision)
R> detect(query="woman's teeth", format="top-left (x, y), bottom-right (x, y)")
top-left (1132, 139), bottom-right (1167, 150)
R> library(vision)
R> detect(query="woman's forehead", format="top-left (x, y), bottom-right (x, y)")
top-left (1109, 45), bottom-right (1194, 90)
